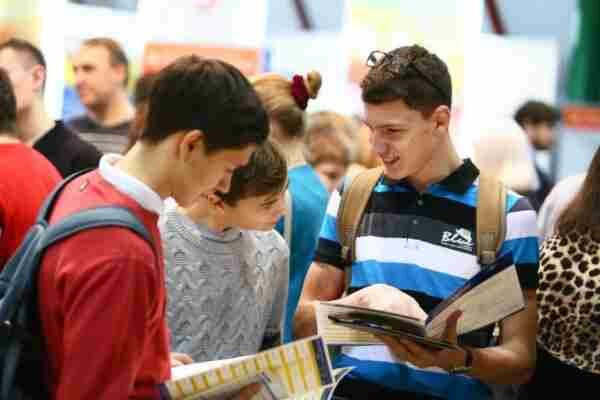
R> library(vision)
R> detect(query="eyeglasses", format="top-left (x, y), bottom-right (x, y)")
top-left (366, 50), bottom-right (450, 103)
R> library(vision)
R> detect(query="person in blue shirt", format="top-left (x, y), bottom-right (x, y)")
top-left (251, 71), bottom-right (329, 343)
top-left (294, 45), bottom-right (539, 399)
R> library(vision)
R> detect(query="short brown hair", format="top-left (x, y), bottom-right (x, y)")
top-left (251, 71), bottom-right (322, 139)
top-left (142, 55), bottom-right (268, 152)
top-left (218, 141), bottom-right (288, 206)
top-left (305, 111), bottom-right (357, 167)
top-left (514, 100), bottom-right (561, 128)
top-left (83, 37), bottom-right (129, 86)
top-left (125, 73), bottom-right (158, 153)
top-left (0, 38), bottom-right (47, 91)
top-left (361, 45), bottom-right (452, 116)
top-left (0, 68), bottom-right (17, 134)
top-left (133, 73), bottom-right (156, 106)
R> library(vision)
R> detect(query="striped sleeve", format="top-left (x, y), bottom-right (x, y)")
top-left (314, 188), bottom-right (345, 269)
top-left (499, 194), bottom-right (540, 289)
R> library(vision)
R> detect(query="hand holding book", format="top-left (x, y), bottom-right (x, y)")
top-left (376, 310), bottom-right (470, 372)
top-left (331, 283), bottom-right (428, 322)
top-left (170, 352), bottom-right (194, 367)
top-left (317, 255), bottom-right (524, 352)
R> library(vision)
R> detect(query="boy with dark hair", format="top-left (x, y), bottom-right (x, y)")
top-left (0, 67), bottom-right (61, 268)
top-left (0, 38), bottom-right (102, 176)
top-left (295, 45), bottom-right (539, 399)
top-left (161, 141), bottom-right (289, 362)
top-left (514, 100), bottom-right (561, 140)
top-left (514, 100), bottom-right (562, 209)
top-left (37, 55), bottom-right (269, 400)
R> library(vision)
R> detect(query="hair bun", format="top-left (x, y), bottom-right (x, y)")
top-left (304, 71), bottom-right (322, 99)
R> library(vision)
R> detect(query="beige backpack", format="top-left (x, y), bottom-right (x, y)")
top-left (336, 167), bottom-right (507, 292)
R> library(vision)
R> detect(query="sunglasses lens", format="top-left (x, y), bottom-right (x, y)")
top-left (367, 51), bottom-right (384, 67)
top-left (367, 54), bottom-right (376, 67)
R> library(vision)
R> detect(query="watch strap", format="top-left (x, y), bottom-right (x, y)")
top-left (449, 347), bottom-right (473, 374)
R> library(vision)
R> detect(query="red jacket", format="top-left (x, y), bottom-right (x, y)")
top-left (0, 143), bottom-right (61, 268)
top-left (38, 171), bottom-right (170, 399)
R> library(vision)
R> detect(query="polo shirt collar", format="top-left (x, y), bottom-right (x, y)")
top-left (382, 158), bottom-right (480, 194)
top-left (99, 154), bottom-right (164, 215)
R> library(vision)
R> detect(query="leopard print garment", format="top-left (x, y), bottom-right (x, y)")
top-left (537, 231), bottom-right (600, 374)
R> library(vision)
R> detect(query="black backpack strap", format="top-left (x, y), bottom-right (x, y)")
top-left (41, 206), bottom-right (154, 252)
top-left (35, 169), bottom-right (94, 223)
top-left (0, 206), bottom-right (155, 320)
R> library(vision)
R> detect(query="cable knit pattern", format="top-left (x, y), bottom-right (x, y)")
top-left (159, 205), bottom-right (289, 362)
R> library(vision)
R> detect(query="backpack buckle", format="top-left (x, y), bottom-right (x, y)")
top-left (0, 320), bottom-right (33, 343)
top-left (480, 250), bottom-right (496, 266)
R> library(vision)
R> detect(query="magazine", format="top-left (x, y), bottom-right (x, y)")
top-left (160, 336), bottom-right (352, 400)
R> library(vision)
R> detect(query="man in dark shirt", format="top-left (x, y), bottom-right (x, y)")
top-left (514, 100), bottom-right (561, 210)
top-left (0, 39), bottom-right (101, 177)
top-left (67, 37), bottom-right (134, 154)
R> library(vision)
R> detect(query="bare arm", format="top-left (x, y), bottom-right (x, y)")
top-left (383, 289), bottom-right (537, 385)
top-left (293, 261), bottom-right (346, 339)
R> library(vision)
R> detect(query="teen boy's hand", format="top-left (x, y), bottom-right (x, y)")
top-left (378, 310), bottom-right (468, 371)
top-left (332, 284), bottom-right (428, 321)
top-left (170, 352), bottom-right (193, 367)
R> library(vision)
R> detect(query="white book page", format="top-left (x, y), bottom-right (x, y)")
top-left (171, 355), bottom-right (253, 381)
top-left (316, 302), bottom-right (382, 345)
top-left (185, 373), bottom-right (281, 400)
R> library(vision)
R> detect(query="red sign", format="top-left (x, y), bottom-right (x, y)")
top-left (562, 105), bottom-right (600, 131)
top-left (142, 42), bottom-right (263, 76)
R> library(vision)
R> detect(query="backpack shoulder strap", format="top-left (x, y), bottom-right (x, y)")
top-left (0, 205), bottom-right (152, 400)
top-left (476, 173), bottom-right (507, 266)
top-left (36, 168), bottom-right (93, 222)
top-left (337, 167), bottom-right (383, 292)
top-left (42, 206), bottom-right (154, 251)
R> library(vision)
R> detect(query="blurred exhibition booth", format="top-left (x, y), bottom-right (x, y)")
top-left (1, 0), bottom-right (598, 180)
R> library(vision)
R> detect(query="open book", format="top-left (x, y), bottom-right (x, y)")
top-left (317, 255), bottom-right (525, 349)
top-left (159, 336), bottom-right (353, 400)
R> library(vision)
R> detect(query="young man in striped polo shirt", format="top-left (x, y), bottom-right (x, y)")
top-left (294, 45), bottom-right (538, 399)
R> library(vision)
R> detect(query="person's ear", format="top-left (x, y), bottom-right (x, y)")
top-left (178, 130), bottom-right (204, 162)
top-left (31, 65), bottom-right (46, 93)
top-left (113, 63), bottom-right (128, 87)
top-left (431, 105), bottom-right (451, 135)
top-left (206, 193), bottom-right (226, 215)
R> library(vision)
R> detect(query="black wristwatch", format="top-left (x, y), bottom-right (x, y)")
top-left (449, 347), bottom-right (473, 374)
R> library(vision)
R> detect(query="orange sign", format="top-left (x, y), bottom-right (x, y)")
top-left (348, 56), bottom-right (369, 85)
top-left (142, 42), bottom-right (263, 76)
top-left (562, 105), bottom-right (600, 131)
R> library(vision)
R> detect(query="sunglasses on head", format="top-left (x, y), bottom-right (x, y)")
top-left (365, 50), bottom-right (450, 104)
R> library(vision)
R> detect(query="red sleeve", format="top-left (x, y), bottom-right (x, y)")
top-left (55, 255), bottom-right (158, 399)
top-left (0, 193), bottom-right (7, 266)
top-left (0, 195), bottom-right (4, 237)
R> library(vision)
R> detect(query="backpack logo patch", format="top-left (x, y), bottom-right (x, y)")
top-left (441, 228), bottom-right (474, 252)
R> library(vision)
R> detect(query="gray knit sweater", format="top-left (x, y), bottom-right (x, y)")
top-left (159, 203), bottom-right (289, 362)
